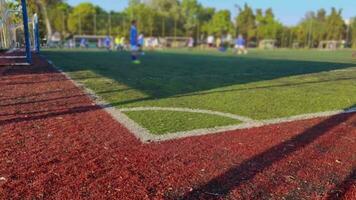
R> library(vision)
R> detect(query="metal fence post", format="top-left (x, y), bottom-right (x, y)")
top-left (33, 13), bottom-right (40, 53)
top-left (21, 0), bottom-right (32, 64)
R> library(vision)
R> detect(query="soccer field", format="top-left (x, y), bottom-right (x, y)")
top-left (43, 49), bottom-right (356, 138)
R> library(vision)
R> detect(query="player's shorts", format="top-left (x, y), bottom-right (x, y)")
top-left (235, 44), bottom-right (245, 49)
top-left (130, 45), bottom-right (139, 51)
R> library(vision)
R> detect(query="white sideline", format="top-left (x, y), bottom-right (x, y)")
top-left (135, 108), bottom-right (356, 142)
top-left (119, 107), bottom-right (254, 123)
top-left (45, 59), bottom-right (356, 143)
top-left (46, 60), bottom-right (153, 142)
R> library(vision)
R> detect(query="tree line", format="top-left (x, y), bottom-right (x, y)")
top-left (17, 0), bottom-right (356, 47)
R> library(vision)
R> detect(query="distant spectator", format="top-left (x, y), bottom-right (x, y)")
top-left (207, 35), bottom-right (214, 47)
top-left (188, 37), bottom-right (194, 49)
top-left (216, 37), bottom-right (221, 49)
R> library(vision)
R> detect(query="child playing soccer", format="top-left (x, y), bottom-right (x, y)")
top-left (104, 35), bottom-right (112, 51)
top-left (130, 20), bottom-right (140, 64)
top-left (138, 33), bottom-right (145, 55)
top-left (234, 34), bottom-right (248, 55)
top-left (80, 38), bottom-right (88, 48)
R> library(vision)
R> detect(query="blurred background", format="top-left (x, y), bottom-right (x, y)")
top-left (1, 0), bottom-right (356, 50)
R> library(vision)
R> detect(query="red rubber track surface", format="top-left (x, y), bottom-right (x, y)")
top-left (0, 51), bottom-right (27, 66)
top-left (0, 54), bottom-right (355, 200)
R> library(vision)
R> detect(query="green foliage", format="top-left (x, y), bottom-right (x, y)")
top-left (295, 8), bottom-right (346, 48)
top-left (67, 3), bottom-right (96, 34)
top-left (125, 3), bottom-right (158, 36)
top-left (181, 0), bottom-right (201, 32)
top-left (49, 2), bottom-right (70, 35)
top-left (325, 8), bottom-right (345, 40)
top-left (26, 1), bottom-right (353, 47)
top-left (351, 18), bottom-right (356, 48)
top-left (256, 8), bottom-right (283, 40)
top-left (235, 4), bottom-right (256, 40)
top-left (204, 10), bottom-right (233, 35)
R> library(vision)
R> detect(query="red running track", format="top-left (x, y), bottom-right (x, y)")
top-left (0, 54), bottom-right (355, 200)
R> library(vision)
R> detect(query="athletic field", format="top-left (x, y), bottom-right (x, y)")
top-left (43, 49), bottom-right (356, 140)
top-left (1, 50), bottom-right (356, 199)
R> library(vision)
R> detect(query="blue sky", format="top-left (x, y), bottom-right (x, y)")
top-left (67, 0), bottom-right (356, 25)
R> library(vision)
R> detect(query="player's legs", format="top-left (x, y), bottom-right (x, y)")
top-left (131, 45), bottom-right (140, 64)
top-left (234, 45), bottom-right (238, 54)
top-left (138, 44), bottom-right (145, 55)
top-left (237, 45), bottom-right (243, 55)
top-left (242, 46), bottom-right (248, 54)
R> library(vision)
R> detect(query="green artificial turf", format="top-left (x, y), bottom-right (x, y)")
top-left (124, 110), bottom-right (240, 135)
top-left (43, 49), bottom-right (356, 134)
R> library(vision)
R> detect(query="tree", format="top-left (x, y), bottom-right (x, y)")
top-left (33, 0), bottom-right (57, 39)
top-left (126, 3), bottom-right (157, 36)
top-left (296, 11), bottom-right (316, 47)
top-left (181, 0), bottom-right (201, 34)
top-left (256, 8), bottom-right (283, 40)
top-left (235, 4), bottom-right (256, 40)
top-left (149, 0), bottom-right (179, 13)
top-left (49, 2), bottom-right (71, 36)
top-left (22, 0), bottom-right (64, 39)
top-left (325, 8), bottom-right (345, 40)
top-left (316, 9), bottom-right (326, 21)
top-left (204, 10), bottom-right (233, 35)
top-left (67, 3), bottom-right (97, 34)
top-left (351, 18), bottom-right (356, 48)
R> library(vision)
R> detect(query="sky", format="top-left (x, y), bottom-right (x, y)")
top-left (67, 0), bottom-right (356, 25)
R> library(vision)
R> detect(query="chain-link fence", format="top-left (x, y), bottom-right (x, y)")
top-left (44, 11), bottom-right (353, 50)
top-left (0, 0), bottom-right (37, 51)
top-left (0, 0), bottom-right (13, 49)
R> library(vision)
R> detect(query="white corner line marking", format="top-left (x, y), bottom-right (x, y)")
top-left (45, 58), bottom-right (356, 143)
top-left (119, 107), bottom-right (255, 123)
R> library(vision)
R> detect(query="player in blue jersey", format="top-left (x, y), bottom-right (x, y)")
top-left (130, 20), bottom-right (140, 64)
top-left (234, 34), bottom-right (248, 55)
top-left (104, 35), bottom-right (112, 51)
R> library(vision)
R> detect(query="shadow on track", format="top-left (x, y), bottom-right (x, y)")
top-left (180, 105), bottom-right (355, 200)
top-left (327, 168), bottom-right (356, 200)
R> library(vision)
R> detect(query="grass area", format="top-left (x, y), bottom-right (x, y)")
top-left (124, 110), bottom-right (240, 135)
top-left (43, 48), bottom-right (356, 134)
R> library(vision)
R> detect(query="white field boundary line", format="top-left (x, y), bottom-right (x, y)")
top-left (45, 59), bottom-right (153, 142)
top-left (44, 58), bottom-right (356, 143)
top-left (119, 107), bottom-right (255, 123)
top-left (145, 108), bottom-right (356, 142)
